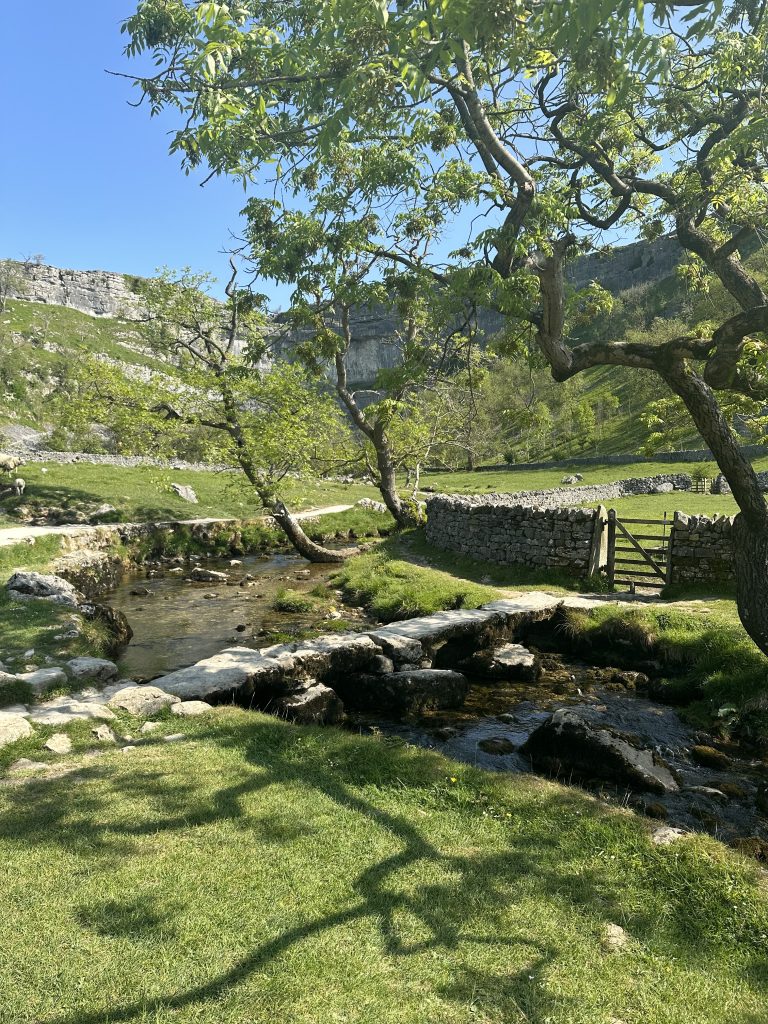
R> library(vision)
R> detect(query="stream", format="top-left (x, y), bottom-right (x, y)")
top-left (104, 555), bottom-right (768, 847)
top-left (103, 552), bottom-right (350, 680)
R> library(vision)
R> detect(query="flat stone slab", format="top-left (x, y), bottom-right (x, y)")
top-left (28, 700), bottom-right (117, 726)
top-left (370, 608), bottom-right (505, 649)
top-left (155, 634), bottom-right (381, 701)
top-left (17, 668), bottom-right (68, 693)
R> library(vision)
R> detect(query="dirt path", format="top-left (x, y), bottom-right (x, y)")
top-left (0, 505), bottom-right (354, 549)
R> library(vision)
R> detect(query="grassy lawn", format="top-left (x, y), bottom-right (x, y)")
top-left (335, 532), bottom-right (575, 622)
top-left (585, 492), bottom-right (740, 519)
top-left (1, 709), bottom-right (767, 1024)
top-left (0, 462), bottom-right (381, 527)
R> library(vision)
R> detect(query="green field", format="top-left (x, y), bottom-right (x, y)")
top-left (1, 708), bottom-right (767, 1024)
top-left (422, 457), bottom-right (768, 497)
top-left (0, 461), bottom-right (380, 527)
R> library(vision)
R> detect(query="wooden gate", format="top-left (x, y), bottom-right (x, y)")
top-left (606, 509), bottom-right (671, 591)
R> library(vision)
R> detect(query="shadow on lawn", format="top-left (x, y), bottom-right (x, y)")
top-left (1, 718), bottom-right (766, 1023)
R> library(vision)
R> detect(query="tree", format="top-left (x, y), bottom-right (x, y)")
top-left (122, 2), bottom-right (768, 649)
top-left (0, 260), bottom-right (21, 313)
top-left (58, 266), bottom-right (359, 562)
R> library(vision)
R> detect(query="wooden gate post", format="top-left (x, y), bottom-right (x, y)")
top-left (606, 508), bottom-right (616, 589)
top-left (587, 504), bottom-right (608, 578)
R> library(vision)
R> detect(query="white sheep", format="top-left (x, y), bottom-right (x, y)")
top-left (0, 453), bottom-right (24, 475)
top-left (12, 477), bottom-right (25, 496)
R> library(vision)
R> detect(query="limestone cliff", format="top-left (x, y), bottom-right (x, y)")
top-left (4, 236), bottom-right (683, 385)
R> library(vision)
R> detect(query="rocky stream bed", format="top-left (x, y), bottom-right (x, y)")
top-left (3, 550), bottom-right (767, 854)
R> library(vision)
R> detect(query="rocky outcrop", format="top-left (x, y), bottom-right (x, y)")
top-left (521, 708), bottom-right (679, 794)
top-left (6, 571), bottom-right (82, 608)
top-left (7, 262), bottom-right (145, 319)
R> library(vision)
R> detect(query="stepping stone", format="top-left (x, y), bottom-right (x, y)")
top-left (8, 758), bottom-right (48, 774)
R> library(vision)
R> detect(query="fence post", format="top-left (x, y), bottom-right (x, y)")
top-left (665, 511), bottom-right (678, 586)
top-left (606, 509), bottom-right (616, 589)
top-left (588, 504), bottom-right (608, 578)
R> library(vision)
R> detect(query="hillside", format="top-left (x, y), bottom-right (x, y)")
top-left (1, 237), bottom-right (766, 464)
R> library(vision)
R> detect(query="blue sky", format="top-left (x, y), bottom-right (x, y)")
top-left (0, 2), bottom-right (249, 298)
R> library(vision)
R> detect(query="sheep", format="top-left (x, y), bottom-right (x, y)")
top-left (0, 453), bottom-right (24, 476)
top-left (12, 478), bottom-right (25, 496)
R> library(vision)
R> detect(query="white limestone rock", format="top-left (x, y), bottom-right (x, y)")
top-left (107, 685), bottom-right (181, 717)
top-left (65, 657), bottom-right (119, 684)
top-left (44, 733), bottom-right (72, 754)
top-left (171, 483), bottom-right (198, 503)
top-left (17, 667), bottom-right (68, 693)
top-left (7, 571), bottom-right (82, 608)
top-left (170, 700), bottom-right (214, 717)
top-left (0, 714), bottom-right (33, 749)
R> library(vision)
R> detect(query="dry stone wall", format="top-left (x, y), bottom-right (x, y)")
top-left (425, 496), bottom-right (601, 575)
top-left (485, 473), bottom-right (692, 511)
top-left (668, 513), bottom-right (735, 585)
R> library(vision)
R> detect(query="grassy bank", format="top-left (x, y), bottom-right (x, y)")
top-left (0, 461), bottom-right (381, 527)
top-left (334, 532), bottom-right (577, 622)
top-left (1, 708), bottom-right (767, 1024)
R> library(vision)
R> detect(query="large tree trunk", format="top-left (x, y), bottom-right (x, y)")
top-left (269, 501), bottom-right (359, 564)
top-left (663, 361), bottom-right (768, 653)
top-left (333, 348), bottom-right (418, 528)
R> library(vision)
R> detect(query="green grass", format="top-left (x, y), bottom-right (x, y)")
top-left (555, 603), bottom-right (768, 733)
top-left (271, 587), bottom-right (323, 614)
top-left (1, 709), bottom-right (767, 1023)
top-left (335, 533), bottom-right (502, 621)
top-left (2, 298), bottom-right (165, 371)
top-left (0, 461), bottom-right (381, 527)
top-left (422, 456), bottom-right (768, 498)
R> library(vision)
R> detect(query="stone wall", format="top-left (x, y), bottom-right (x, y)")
top-left (486, 473), bottom-right (692, 511)
top-left (667, 512), bottom-right (735, 585)
top-left (425, 495), bottom-right (602, 575)
top-left (467, 445), bottom-right (768, 473)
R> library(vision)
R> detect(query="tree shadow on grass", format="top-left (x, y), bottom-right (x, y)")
top-left (0, 716), bottom-right (766, 1023)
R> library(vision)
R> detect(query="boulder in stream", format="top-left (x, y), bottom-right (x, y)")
top-left (189, 567), bottom-right (229, 583)
top-left (460, 643), bottom-right (540, 683)
top-left (521, 708), bottom-right (679, 794)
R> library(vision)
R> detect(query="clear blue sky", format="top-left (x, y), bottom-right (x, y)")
top-left (0, 2), bottom-right (249, 298)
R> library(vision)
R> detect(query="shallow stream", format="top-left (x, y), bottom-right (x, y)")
top-left (105, 557), bottom-right (768, 847)
top-left (103, 552), bottom-right (348, 680)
